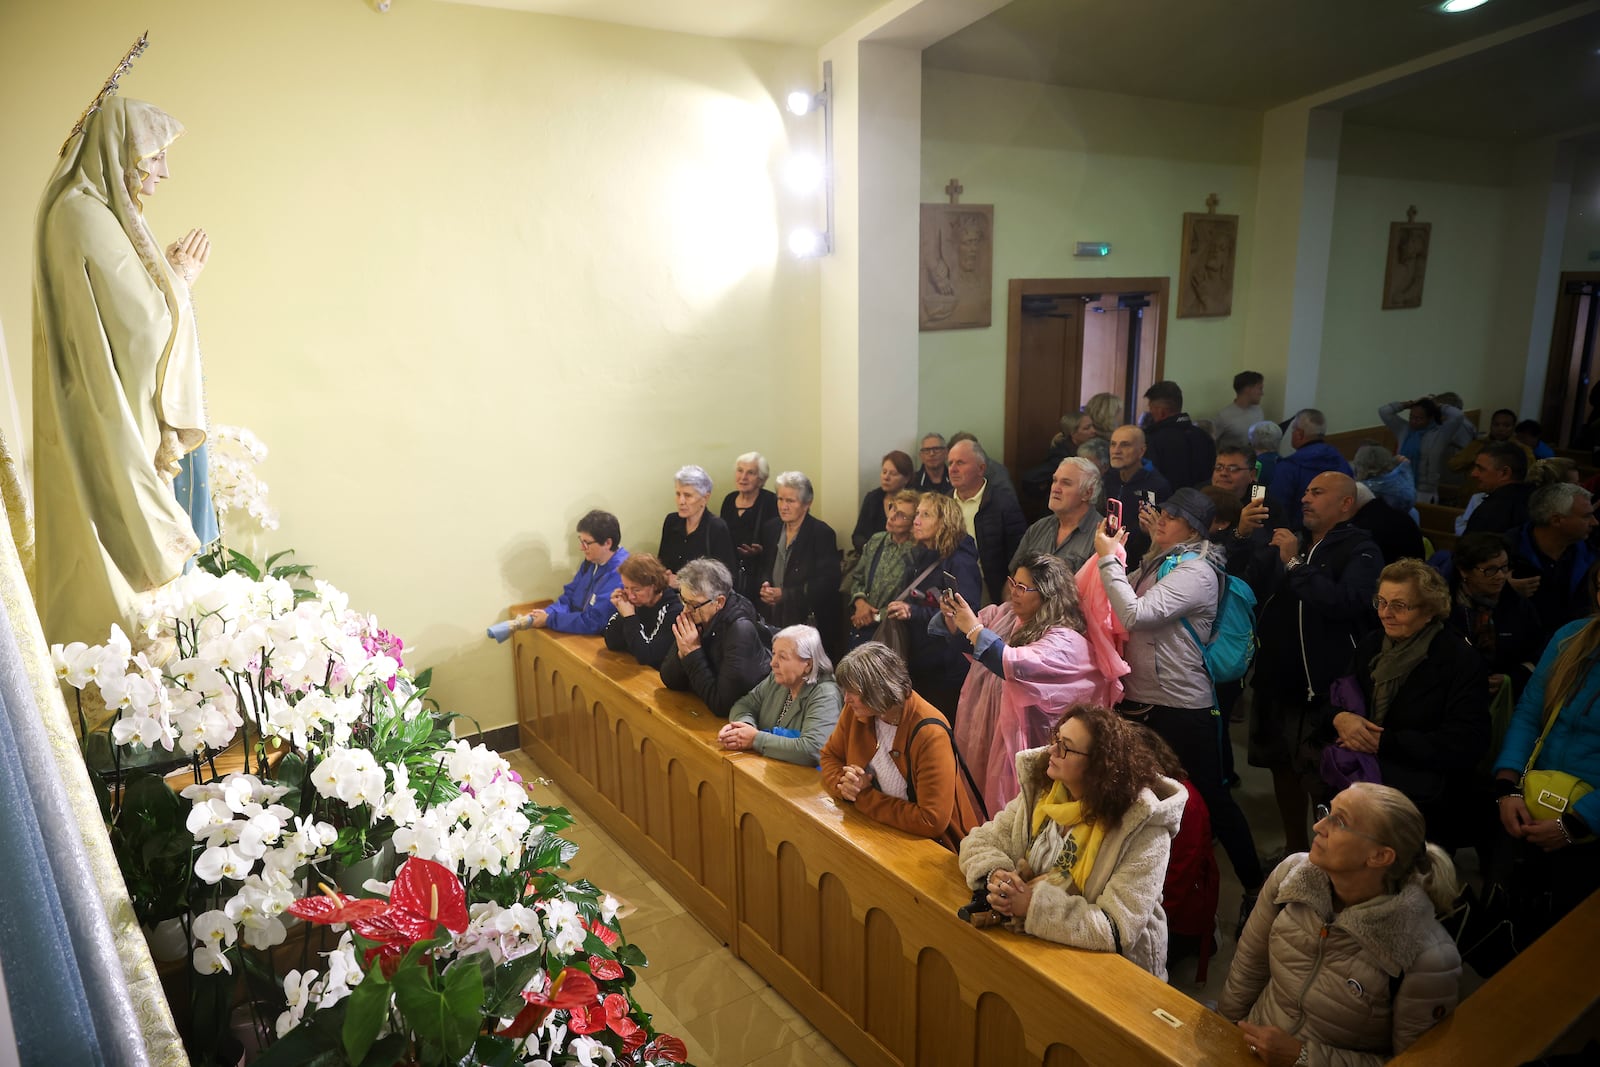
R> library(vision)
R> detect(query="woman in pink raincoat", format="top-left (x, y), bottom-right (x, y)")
top-left (936, 554), bottom-right (1106, 815)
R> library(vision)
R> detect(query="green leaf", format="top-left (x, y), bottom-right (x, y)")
top-left (263, 549), bottom-right (295, 571)
top-left (486, 951), bottom-right (546, 1017)
top-left (616, 942), bottom-right (648, 967)
top-left (412, 666), bottom-right (433, 690)
top-left (354, 1034), bottom-right (408, 1067)
top-left (392, 961), bottom-right (484, 1062)
top-left (342, 960), bottom-right (391, 1065)
top-left (227, 549), bottom-right (262, 580)
top-left (249, 999), bottom-right (348, 1067)
top-left (466, 1034), bottom-right (521, 1067)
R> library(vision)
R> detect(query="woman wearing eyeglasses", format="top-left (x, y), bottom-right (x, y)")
top-left (603, 553), bottom-right (682, 669)
top-left (957, 704), bottom-right (1184, 978)
top-left (1220, 783), bottom-right (1462, 1067)
top-left (935, 554), bottom-right (1103, 815)
top-left (1327, 558), bottom-right (1490, 850)
top-left (879, 492), bottom-right (983, 717)
top-left (1443, 533), bottom-right (1543, 700)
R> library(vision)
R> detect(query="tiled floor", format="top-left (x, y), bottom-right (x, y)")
top-left (505, 752), bottom-right (852, 1067)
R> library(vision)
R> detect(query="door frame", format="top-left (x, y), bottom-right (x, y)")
top-left (1542, 271), bottom-right (1600, 447)
top-left (1003, 276), bottom-right (1170, 476)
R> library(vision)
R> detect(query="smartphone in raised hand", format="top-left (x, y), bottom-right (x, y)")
top-left (1105, 497), bottom-right (1123, 534)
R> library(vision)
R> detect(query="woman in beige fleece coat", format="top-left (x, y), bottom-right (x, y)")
top-left (957, 704), bottom-right (1185, 978)
top-left (1219, 783), bottom-right (1462, 1067)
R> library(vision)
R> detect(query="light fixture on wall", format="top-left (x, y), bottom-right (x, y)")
top-left (1437, 0), bottom-right (1492, 12)
top-left (785, 61), bottom-right (833, 258)
top-left (1075, 241), bottom-right (1112, 258)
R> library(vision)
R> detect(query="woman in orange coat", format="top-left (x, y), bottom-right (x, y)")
top-left (820, 641), bottom-right (981, 850)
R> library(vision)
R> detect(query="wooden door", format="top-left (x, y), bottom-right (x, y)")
top-left (1014, 295), bottom-right (1085, 493)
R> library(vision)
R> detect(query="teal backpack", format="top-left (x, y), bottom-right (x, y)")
top-left (1155, 550), bottom-right (1258, 685)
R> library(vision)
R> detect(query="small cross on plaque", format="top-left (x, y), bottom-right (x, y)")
top-left (1406, 205), bottom-right (1418, 223)
top-left (945, 178), bottom-right (963, 205)
top-left (1205, 193), bottom-right (1219, 214)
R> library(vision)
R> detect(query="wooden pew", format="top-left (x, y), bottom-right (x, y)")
top-left (1414, 502), bottom-right (1463, 554)
top-left (513, 614), bottom-right (743, 943)
top-left (731, 755), bottom-right (1256, 1067)
top-left (513, 623), bottom-right (1257, 1066)
top-left (1392, 889), bottom-right (1600, 1065)
top-left (513, 624), bottom-right (1600, 1065)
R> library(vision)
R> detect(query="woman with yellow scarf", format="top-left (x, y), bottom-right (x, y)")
top-left (958, 704), bottom-right (1186, 978)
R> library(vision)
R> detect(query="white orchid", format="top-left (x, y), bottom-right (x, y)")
top-left (195, 844), bottom-right (250, 884)
top-left (570, 1035), bottom-right (616, 1067)
top-left (193, 945), bottom-right (233, 975)
top-left (192, 910), bottom-right (237, 949)
top-left (275, 969), bottom-right (320, 1038)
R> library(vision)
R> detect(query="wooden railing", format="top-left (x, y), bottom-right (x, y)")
top-left (1391, 888), bottom-right (1600, 1065)
top-left (513, 619), bottom-right (1258, 1067)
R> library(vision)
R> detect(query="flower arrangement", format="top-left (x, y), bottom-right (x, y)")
top-left (54, 556), bottom-right (687, 1066)
top-left (208, 424), bottom-right (279, 536)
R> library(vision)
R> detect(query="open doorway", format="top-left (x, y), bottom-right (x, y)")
top-left (1541, 272), bottom-right (1600, 449)
top-left (1003, 277), bottom-right (1168, 516)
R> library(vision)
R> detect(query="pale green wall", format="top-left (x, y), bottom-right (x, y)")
top-left (918, 69), bottom-right (1263, 458)
top-left (0, 0), bottom-right (822, 731)
top-left (1562, 141), bottom-right (1600, 273)
top-left (1317, 123), bottom-right (1531, 431)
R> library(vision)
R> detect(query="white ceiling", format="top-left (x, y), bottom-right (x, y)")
top-left (920, 0), bottom-right (1564, 109)
top-left (1342, 10), bottom-right (1600, 142)
top-left (430, 0), bottom-right (893, 46)
top-left (429, 0), bottom-right (1598, 141)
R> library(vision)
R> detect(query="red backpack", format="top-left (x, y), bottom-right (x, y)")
top-left (1163, 779), bottom-right (1221, 982)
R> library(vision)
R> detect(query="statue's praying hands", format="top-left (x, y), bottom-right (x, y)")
top-left (165, 227), bottom-right (210, 287)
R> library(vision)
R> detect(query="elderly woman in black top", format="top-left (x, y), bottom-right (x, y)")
top-left (850, 450), bottom-right (914, 551)
top-left (603, 553), bottom-right (682, 668)
top-left (660, 559), bottom-right (770, 717)
top-left (759, 471), bottom-right (843, 658)
top-left (659, 464), bottom-right (737, 584)
top-left (721, 451), bottom-right (778, 598)
top-left (1327, 558), bottom-right (1490, 849)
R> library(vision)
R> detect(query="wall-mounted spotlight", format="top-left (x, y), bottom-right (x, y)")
top-left (784, 61), bottom-right (833, 258)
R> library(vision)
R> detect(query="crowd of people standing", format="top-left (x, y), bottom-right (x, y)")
top-left (513, 371), bottom-right (1600, 1064)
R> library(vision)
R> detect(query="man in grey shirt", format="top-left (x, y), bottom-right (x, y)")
top-left (1011, 456), bottom-right (1102, 575)
top-left (1214, 370), bottom-right (1266, 452)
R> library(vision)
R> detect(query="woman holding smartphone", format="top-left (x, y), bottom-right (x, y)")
top-left (880, 493), bottom-right (982, 718)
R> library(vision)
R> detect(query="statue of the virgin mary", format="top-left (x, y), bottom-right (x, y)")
top-left (33, 63), bottom-right (218, 649)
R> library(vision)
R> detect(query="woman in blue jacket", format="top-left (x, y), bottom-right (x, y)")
top-left (1487, 574), bottom-right (1600, 956)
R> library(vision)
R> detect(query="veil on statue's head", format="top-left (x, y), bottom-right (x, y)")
top-left (42, 96), bottom-right (186, 289)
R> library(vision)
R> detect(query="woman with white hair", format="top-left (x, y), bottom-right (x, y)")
top-left (1221, 783), bottom-right (1462, 1066)
top-left (1248, 420), bottom-right (1282, 494)
top-left (659, 463), bottom-right (737, 583)
top-left (720, 451), bottom-right (778, 599)
top-left (719, 625), bottom-right (841, 766)
top-left (758, 471), bottom-right (844, 657)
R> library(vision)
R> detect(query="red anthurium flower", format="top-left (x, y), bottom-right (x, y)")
top-left (360, 939), bottom-right (409, 980)
top-left (644, 1034), bottom-right (688, 1063)
top-left (286, 884), bottom-right (388, 926)
top-left (497, 968), bottom-right (599, 1039)
top-left (350, 909), bottom-right (438, 947)
top-left (570, 993), bottom-right (642, 1047)
top-left (387, 857), bottom-right (469, 934)
top-left (583, 917), bottom-right (619, 948)
top-left (587, 955), bottom-right (624, 981)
